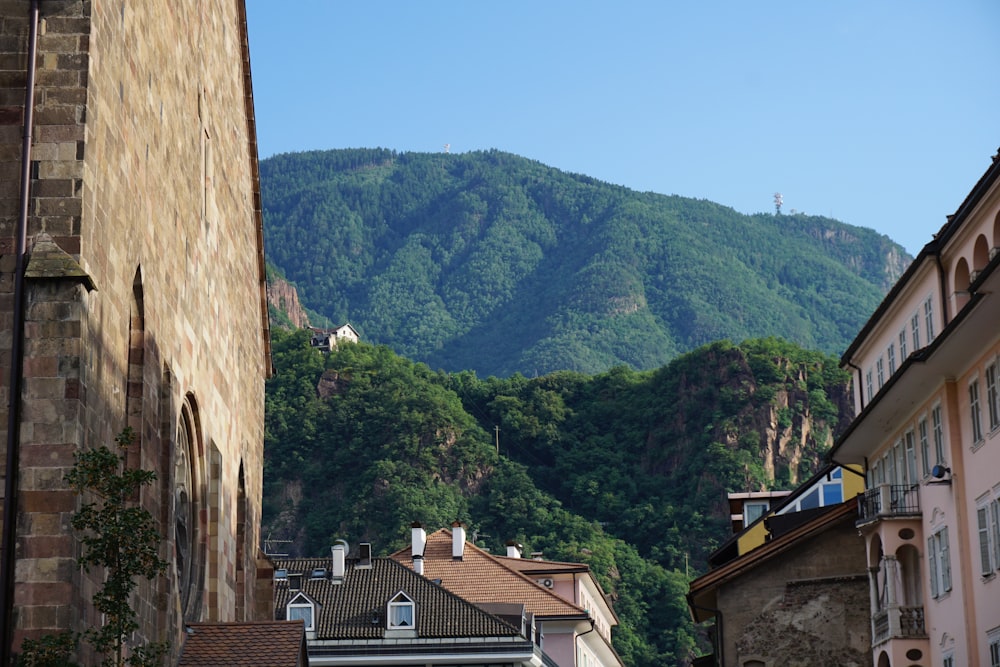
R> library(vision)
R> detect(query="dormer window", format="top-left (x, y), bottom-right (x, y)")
top-left (387, 591), bottom-right (415, 629)
top-left (287, 592), bottom-right (315, 631)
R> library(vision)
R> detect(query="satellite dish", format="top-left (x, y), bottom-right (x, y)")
top-left (931, 464), bottom-right (950, 479)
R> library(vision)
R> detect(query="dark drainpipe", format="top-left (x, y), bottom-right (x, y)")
top-left (1, 1), bottom-right (40, 661)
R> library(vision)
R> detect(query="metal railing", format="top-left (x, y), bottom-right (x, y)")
top-left (858, 484), bottom-right (920, 523)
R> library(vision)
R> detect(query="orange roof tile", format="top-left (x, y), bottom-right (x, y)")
top-left (391, 529), bottom-right (587, 619)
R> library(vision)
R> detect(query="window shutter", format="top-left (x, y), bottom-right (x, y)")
top-left (991, 499), bottom-right (1000, 572)
top-left (941, 527), bottom-right (952, 592)
top-left (979, 507), bottom-right (993, 575)
top-left (928, 535), bottom-right (938, 598)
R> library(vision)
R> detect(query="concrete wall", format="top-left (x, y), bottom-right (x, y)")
top-left (0, 0), bottom-right (267, 662)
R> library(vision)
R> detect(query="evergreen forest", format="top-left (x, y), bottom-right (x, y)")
top-left (260, 148), bottom-right (909, 377)
top-left (262, 328), bottom-right (854, 666)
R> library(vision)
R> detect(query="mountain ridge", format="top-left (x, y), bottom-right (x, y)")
top-left (261, 148), bottom-right (909, 377)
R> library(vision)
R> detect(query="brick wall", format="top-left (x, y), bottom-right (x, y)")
top-left (0, 0), bottom-right (268, 662)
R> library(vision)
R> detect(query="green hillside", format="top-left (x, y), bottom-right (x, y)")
top-left (261, 148), bottom-right (908, 377)
top-left (263, 329), bottom-right (852, 666)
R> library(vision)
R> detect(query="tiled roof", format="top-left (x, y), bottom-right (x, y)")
top-left (391, 530), bottom-right (588, 619)
top-left (496, 555), bottom-right (589, 575)
top-left (273, 556), bottom-right (523, 639)
top-left (177, 620), bottom-right (307, 666)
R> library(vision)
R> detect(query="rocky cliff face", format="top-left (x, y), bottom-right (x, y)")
top-left (267, 275), bottom-right (311, 328)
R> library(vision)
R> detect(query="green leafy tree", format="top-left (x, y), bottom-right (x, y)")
top-left (64, 428), bottom-right (168, 667)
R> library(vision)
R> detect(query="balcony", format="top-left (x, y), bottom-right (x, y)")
top-left (857, 484), bottom-right (921, 526)
top-left (872, 606), bottom-right (926, 645)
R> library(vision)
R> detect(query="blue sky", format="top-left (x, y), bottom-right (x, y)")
top-left (246, 1), bottom-right (999, 256)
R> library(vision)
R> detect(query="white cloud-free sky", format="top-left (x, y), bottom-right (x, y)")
top-left (245, 1), bottom-right (999, 256)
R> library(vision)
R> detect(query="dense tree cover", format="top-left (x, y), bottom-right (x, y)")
top-left (260, 148), bottom-right (908, 377)
top-left (263, 329), bottom-right (851, 665)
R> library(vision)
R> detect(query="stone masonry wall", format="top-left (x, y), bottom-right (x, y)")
top-left (1, 0), bottom-right (268, 662)
top-left (716, 518), bottom-right (872, 667)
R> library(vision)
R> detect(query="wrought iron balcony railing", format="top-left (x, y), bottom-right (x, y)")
top-left (857, 484), bottom-right (921, 524)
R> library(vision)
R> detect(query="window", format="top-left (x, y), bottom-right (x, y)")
top-left (924, 296), bottom-right (935, 341)
top-left (989, 627), bottom-right (1000, 667)
top-left (888, 343), bottom-right (896, 375)
top-left (919, 417), bottom-right (931, 478)
top-left (928, 526), bottom-right (952, 598)
top-left (877, 358), bottom-right (885, 389)
top-left (978, 495), bottom-right (1000, 576)
top-left (971, 378), bottom-right (985, 444)
top-left (287, 593), bottom-right (315, 631)
top-left (387, 592), bottom-right (415, 629)
top-left (987, 361), bottom-right (1000, 432)
top-left (932, 405), bottom-right (946, 465)
top-left (899, 329), bottom-right (908, 360)
top-left (904, 431), bottom-right (917, 484)
top-left (743, 501), bottom-right (768, 527)
top-left (866, 369), bottom-right (874, 402)
top-left (911, 313), bottom-right (921, 350)
top-left (943, 653), bottom-right (954, 667)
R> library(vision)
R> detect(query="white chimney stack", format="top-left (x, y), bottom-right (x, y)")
top-left (411, 522), bottom-right (426, 575)
top-left (451, 521), bottom-right (466, 560)
top-left (506, 540), bottom-right (523, 558)
top-left (331, 541), bottom-right (347, 579)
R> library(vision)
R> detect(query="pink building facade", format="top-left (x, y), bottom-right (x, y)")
top-left (832, 149), bottom-right (1000, 667)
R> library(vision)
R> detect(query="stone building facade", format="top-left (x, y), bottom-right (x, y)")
top-left (0, 0), bottom-right (271, 663)
top-left (688, 502), bottom-right (872, 667)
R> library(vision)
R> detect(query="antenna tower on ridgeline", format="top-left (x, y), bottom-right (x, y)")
top-left (444, 143), bottom-right (451, 154)
top-left (774, 192), bottom-right (783, 215)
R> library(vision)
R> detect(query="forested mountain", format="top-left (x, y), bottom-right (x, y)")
top-left (263, 329), bottom-right (852, 666)
top-left (261, 148), bottom-right (909, 377)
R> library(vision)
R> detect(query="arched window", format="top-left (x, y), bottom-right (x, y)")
top-left (174, 397), bottom-right (204, 621)
top-left (126, 268), bottom-right (144, 470)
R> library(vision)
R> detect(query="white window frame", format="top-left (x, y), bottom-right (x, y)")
top-left (743, 501), bottom-right (769, 527)
top-left (287, 593), bottom-right (315, 631)
top-left (877, 358), bottom-right (885, 389)
top-left (387, 591), bottom-right (416, 629)
top-left (866, 369), bottom-right (874, 402)
top-left (928, 526), bottom-right (952, 599)
top-left (888, 342), bottom-right (897, 375)
top-left (971, 376), bottom-right (985, 445)
top-left (899, 328), bottom-right (908, 360)
top-left (911, 313), bottom-right (921, 350)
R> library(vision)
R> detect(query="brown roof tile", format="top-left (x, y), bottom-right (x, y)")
top-left (177, 620), bottom-right (307, 667)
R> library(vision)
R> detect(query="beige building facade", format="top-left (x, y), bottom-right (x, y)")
top-left (0, 0), bottom-right (270, 663)
top-left (833, 149), bottom-right (1000, 667)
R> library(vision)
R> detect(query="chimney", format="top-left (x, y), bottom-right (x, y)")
top-left (451, 521), bottom-right (466, 560)
top-left (411, 522), bottom-right (426, 575)
top-left (505, 540), bottom-right (523, 558)
top-left (331, 541), bottom-right (347, 579)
